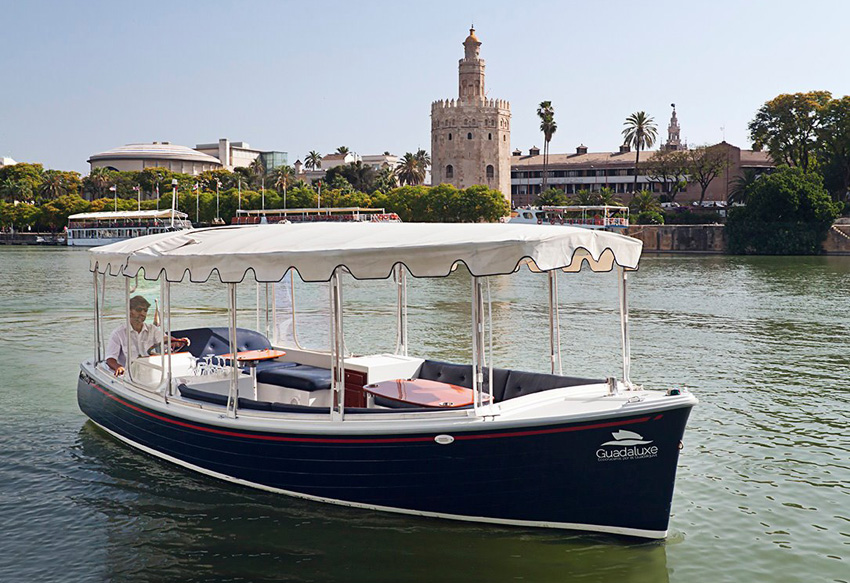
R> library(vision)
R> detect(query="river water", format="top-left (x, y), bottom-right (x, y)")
top-left (0, 247), bottom-right (847, 583)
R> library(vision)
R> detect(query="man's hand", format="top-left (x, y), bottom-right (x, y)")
top-left (114, 365), bottom-right (125, 376)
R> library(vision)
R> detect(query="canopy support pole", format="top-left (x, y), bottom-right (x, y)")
top-left (226, 283), bottom-right (239, 418)
top-left (124, 277), bottom-right (134, 383)
top-left (471, 276), bottom-right (485, 409)
top-left (394, 265), bottom-right (408, 356)
top-left (548, 270), bottom-right (563, 375)
top-left (618, 267), bottom-right (632, 387)
top-left (329, 269), bottom-right (345, 421)
top-left (163, 280), bottom-right (174, 398)
top-left (93, 272), bottom-right (101, 363)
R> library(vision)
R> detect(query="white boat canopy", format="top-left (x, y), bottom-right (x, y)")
top-left (89, 222), bottom-right (642, 283)
top-left (69, 209), bottom-right (189, 221)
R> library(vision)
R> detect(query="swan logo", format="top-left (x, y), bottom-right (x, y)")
top-left (596, 430), bottom-right (658, 461)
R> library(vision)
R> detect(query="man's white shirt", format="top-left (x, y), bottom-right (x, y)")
top-left (106, 322), bottom-right (164, 366)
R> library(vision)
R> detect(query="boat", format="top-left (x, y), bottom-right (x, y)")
top-left (510, 205), bottom-right (629, 229)
top-left (77, 222), bottom-right (696, 538)
top-left (232, 207), bottom-right (402, 225)
top-left (66, 209), bottom-right (192, 246)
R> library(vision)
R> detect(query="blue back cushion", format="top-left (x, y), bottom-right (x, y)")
top-left (171, 327), bottom-right (272, 358)
top-left (502, 371), bottom-right (601, 401)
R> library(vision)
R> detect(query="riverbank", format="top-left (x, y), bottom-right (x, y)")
top-left (625, 222), bottom-right (850, 255)
top-left (0, 232), bottom-right (65, 245)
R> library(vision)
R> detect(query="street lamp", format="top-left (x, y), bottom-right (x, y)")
top-left (171, 178), bottom-right (178, 228)
top-left (215, 179), bottom-right (221, 220)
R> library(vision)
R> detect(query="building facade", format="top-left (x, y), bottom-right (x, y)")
top-left (431, 28), bottom-right (511, 201)
top-left (88, 142), bottom-right (223, 175)
top-left (511, 107), bottom-right (774, 207)
top-left (195, 138), bottom-right (288, 173)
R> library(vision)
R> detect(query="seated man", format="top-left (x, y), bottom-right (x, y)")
top-left (105, 295), bottom-right (190, 376)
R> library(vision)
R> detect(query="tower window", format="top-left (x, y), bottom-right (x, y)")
top-left (486, 165), bottom-right (494, 179)
top-left (446, 165), bottom-right (454, 179)
top-left (488, 133), bottom-right (492, 140)
top-left (467, 132), bottom-right (473, 140)
top-left (448, 133), bottom-right (452, 141)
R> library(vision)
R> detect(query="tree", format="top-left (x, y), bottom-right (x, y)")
top-left (642, 150), bottom-right (689, 203)
top-left (629, 190), bottom-right (662, 214)
top-left (324, 162), bottom-right (376, 194)
top-left (748, 91), bottom-right (831, 173)
top-left (596, 186), bottom-right (622, 206)
top-left (569, 189), bottom-right (597, 205)
top-left (817, 95), bottom-right (850, 202)
top-left (728, 169), bottom-right (760, 204)
top-left (535, 188), bottom-right (569, 206)
top-left (414, 149), bottom-right (431, 173)
top-left (373, 166), bottom-right (398, 193)
top-left (305, 151), bottom-right (322, 171)
top-left (273, 164), bottom-right (295, 192)
top-left (725, 165), bottom-right (840, 254)
top-left (336, 146), bottom-right (350, 155)
top-left (622, 111), bottom-right (658, 193)
top-left (395, 152), bottom-right (427, 186)
top-left (86, 167), bottom-right (114, 199)
top-left (537, 101), bottom-right (557, 191)
top-left (685, 144), bottom-right (730, 204)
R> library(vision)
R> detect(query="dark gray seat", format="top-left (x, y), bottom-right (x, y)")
top-left (255, 364), bottom-right (332, 392)
top-left (501, 370), bottom-right (601, 401)
top-left (172, 327), bottom-right (272, 359)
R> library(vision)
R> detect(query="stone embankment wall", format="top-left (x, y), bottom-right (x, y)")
top-left (624, 223), bottom-right (850, 255)
top-left (624, 225), bottom-right (727, 254)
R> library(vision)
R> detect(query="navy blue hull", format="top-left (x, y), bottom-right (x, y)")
top-left (78, 372), bottom-right (692, 535)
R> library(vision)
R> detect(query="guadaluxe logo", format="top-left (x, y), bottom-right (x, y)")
top-left (596, 430), bottom-right (659, 462)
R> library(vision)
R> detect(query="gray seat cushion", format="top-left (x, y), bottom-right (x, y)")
top-left (502, 370), bottom-right (601, 401)
top-left (255, 364), bottom-right (332, 392)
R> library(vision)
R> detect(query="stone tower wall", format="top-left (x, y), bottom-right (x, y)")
top-left (430, 29), bottom-right (511, 203)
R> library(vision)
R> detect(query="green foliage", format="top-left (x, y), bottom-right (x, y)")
top-left (749, 91), bottom-right (831, 172)
top-left (0, 163), bottom-right (45, 202)
top-left (636, 210), bottom-right (664, 225)
top-left (725, 165), bottom-right (840, 254)
top-left (622, 111), bottom-right (658, 192)
top-left (535, 188), bottom-right (568, 206)
top-left (629, 190), bottom-right (661, 214)
top-left (0, 202), bottom-right (41, 229)
top-left (39, 194), bottom-right (90, 230)
top-left (325, 162), bottom-right (377, 193)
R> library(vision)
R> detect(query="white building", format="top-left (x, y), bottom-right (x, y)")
top-left (88, 142), bottom-right (222, 175)
top-left (1, 156), bottom-right (17, 167)
top-left (195, 138), bottom-right (263, 171)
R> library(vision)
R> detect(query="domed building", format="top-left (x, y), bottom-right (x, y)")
top-left (88, 142), bottom-right (222, 174)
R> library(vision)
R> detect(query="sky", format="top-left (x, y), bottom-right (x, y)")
top-left (2, 0), bottom-right (850, 175)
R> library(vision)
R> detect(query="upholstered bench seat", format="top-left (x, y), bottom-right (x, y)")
top-left (256, 364), bottom-right (332, 392)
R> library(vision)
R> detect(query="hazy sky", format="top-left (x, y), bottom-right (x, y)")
top-left (2, 0), bottom-right (849, 174)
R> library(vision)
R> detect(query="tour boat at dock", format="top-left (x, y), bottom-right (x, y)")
top-left (231, 207), bottom-right (402, 225)
top-left (66, 209), bottom-right (192, 246)
top-left (510, 205), bottom-right (629, 229)
top-left (77, 222), bottom-right (696, 538)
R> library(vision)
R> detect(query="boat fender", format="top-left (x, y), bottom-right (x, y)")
top-left (537, 219), bottom-right (542, 225)
top-left (559, 218), bottom-right (565, 225)
top-left (434, 434), bottom-right (455, 445)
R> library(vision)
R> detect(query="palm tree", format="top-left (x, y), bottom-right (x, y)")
top-left (273, 165), bottom-right (294, 192)
top-left (622, 111), bottom-right (658, 194)
top-left (596, 187), bottom-right (622, 206)
top-left (40, 172), bottom-right (66, 201)
top-left (414, 148), bottom-right (431, 170)
top-left (728, 169), bottom-right (759, 204)
top-left (336, 146), bottom-right (350, 156)
top-left (537, 101), bottom-right (557, 192)
top-left (305, 151), bottom-right (322, 171)
top-left (628, 190), bottom-right (661, 214)
top-left (88, 167), bottom-right (113, 198)
top-left (570, 189), bottom-right (597, 206)
top-left (395, 152), bottom-right (426, 186)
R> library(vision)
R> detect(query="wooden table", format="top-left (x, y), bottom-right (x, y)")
top-left (219, 349), bottom-right (287, 399)
top-left (363, 378), bottom-right (490, 409)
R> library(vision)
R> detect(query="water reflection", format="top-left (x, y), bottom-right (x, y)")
top-left (76, 423), bottom-right (669, 583)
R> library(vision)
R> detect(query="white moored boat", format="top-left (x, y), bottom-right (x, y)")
top-left (510, 205), bottom-right (630, 229)
top-left (66, 209), bottom-right (192, 246)
top-left (78, 222), bottom-right (696, 539)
